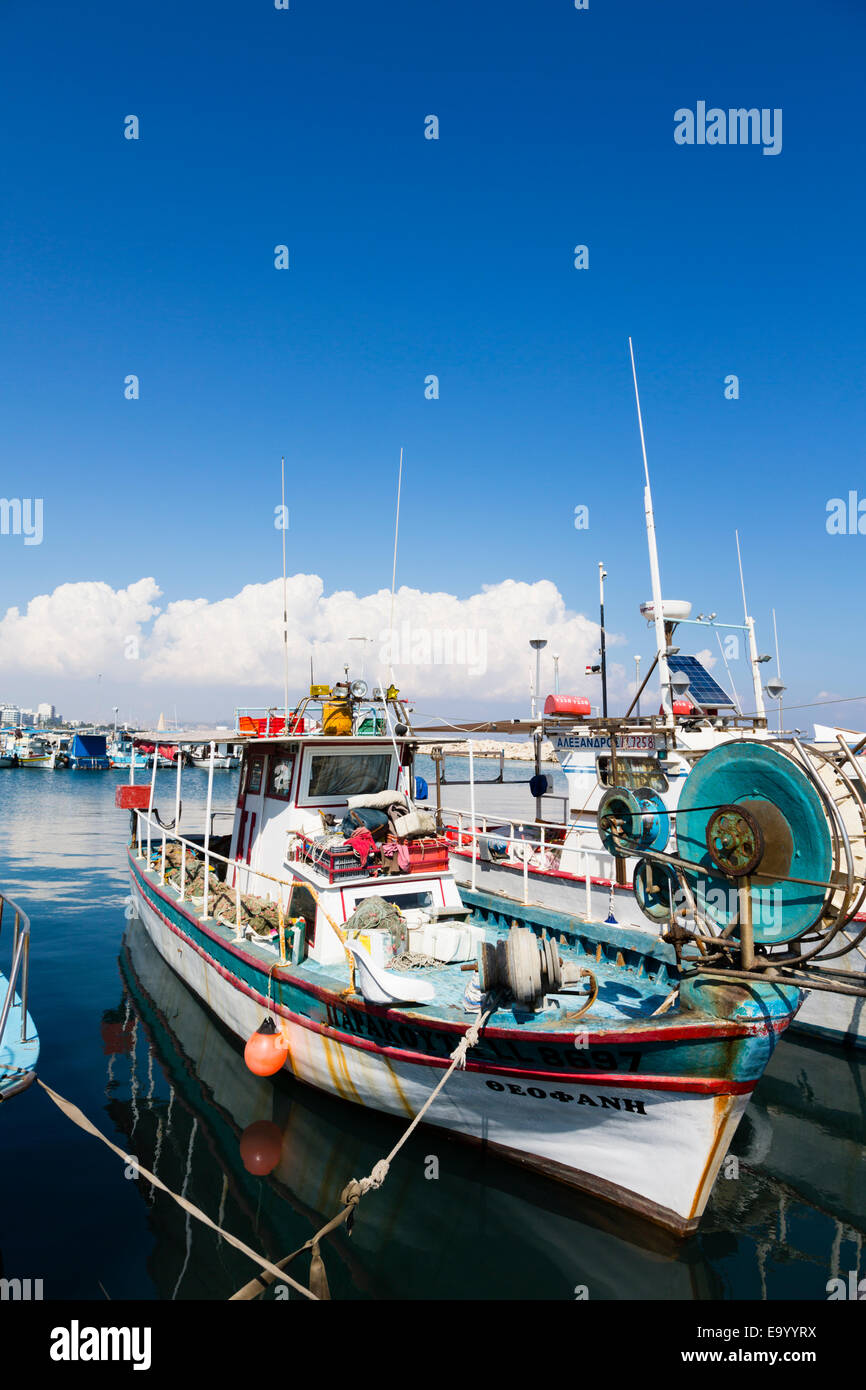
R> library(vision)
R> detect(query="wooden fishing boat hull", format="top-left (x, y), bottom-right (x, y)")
top-left (128, 850), bottom-right (799, 1235)
top-left (118, 917), bottom-right (709, 1293)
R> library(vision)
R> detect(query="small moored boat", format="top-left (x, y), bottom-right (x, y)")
top-left (0, 890), bottom-right (38, 1101)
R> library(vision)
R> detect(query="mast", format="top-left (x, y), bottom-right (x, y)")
top-left (628, 339), bottom-right (672, 728)
top-left (389, 447), bottom-right (404, 641)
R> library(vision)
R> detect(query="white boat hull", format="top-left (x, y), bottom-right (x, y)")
top-left (130, 871), bottom-right (755, 1233)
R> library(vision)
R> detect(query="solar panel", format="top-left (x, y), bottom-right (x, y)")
top-left (667, 654), bottom-right (734, 708)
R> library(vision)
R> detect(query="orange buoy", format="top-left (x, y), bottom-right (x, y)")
top-left (239, 1120), bottom-right (284, 1175)
top-left (244, 1017), bottom-right (289, 1077)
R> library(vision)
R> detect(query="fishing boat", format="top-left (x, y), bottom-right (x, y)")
top-left (5, 731), bottom-right (66, 769)
top-left (112, 915), bottom-right (866, 1296)
top-left (434, 344), bottom-right (866, 1048)
top-left (107, 915), bottom-right (725, 1295)
top-left (108, 737), bottom-right (149, 771)
top-left (0, 889), bottom-right (38, 1101)
top-left (435, 650), bottom-right (866, 1049)
top-left (67, 733), bottom-right (110, 770)
top-left (119, 679), bottom-right (866, 1236)
top-left (189, 740), bottom-right (240, 770)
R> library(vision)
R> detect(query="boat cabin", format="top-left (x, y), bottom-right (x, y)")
top-left (230, 722), bottom-right (464, 965)
top-left (130, 683), bottom-right (466, 969)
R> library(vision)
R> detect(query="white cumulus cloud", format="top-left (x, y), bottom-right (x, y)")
top-left (0, 573), bottom-right (613, 705)
top-left (0, 578), bottom-right (161, 677)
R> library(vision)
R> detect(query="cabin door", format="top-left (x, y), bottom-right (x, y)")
top-left (234, 753), bottom-right (265, 886)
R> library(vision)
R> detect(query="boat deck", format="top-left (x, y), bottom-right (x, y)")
top-left (243, 914), bottom-right (676, 1031)
top-left (141, 853), bottom-right (683, 1035)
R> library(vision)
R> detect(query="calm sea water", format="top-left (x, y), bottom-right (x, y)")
top-left (0, 763), bottom-right (863, 1301)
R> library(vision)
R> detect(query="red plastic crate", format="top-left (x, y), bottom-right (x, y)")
top-left (300, 835), bottom-right (449, 882)
top-left (238, 715), bottom-right (289, 736)
top-left (405, 838), bottom-right (449, 871)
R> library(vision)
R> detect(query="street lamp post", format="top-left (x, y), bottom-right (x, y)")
top-left (529, 639), bottom-right (547, 720)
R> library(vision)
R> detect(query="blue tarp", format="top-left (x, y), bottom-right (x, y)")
top-left (71, 735), bottom-right (108, 759)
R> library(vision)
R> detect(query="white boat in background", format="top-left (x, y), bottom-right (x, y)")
top-left (189, 741), bottom-right (240, 770)
top-left (3, 732), bottom-right (66, 769)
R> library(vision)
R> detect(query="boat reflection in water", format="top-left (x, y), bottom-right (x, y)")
top-left (106, 917), bottom-right (866, 1301)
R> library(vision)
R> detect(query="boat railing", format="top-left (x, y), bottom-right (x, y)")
top-left (439, 803), bottom-right (615, 910)
top-left (133, 808), bottom-right (308, 937)
top-left (0, 891), bottom-right (32, 1048)
top-left (234, 707), bottom-right (292, 736)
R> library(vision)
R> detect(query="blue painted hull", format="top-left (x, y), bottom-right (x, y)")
top-left (0, 972), bottom-right (39, 1101)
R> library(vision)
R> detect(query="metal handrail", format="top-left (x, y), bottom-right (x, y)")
top-left (437, 803), bottom-right (622, 912)
top-left (132, 810), bottom-right (356, 964)
top-left (134, 809), bottom-right (313, 936)
top-left (0, 892), bottom-right (32, 1047)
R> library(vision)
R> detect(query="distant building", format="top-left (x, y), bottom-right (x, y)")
top-left (0, 705), bottom-right (21, 726)
top-left (37, 703), bottom-right (55, 723)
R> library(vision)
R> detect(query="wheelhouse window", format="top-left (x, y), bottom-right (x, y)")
top-left (267, 750), bottom-right (296, 800)
top-left (349, 888), bottom-right (434, 913)
top-left (307, 752), bottom-right (392, 799)
top-left (597, 755), bottom-right (669, 794)
top-left (246, 756), bottom-right (265, 796)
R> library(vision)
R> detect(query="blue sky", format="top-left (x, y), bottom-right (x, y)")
top-left (1, 0), bottom-right (864, 724)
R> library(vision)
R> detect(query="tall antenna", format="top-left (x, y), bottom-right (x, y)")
top-left (715, 629), bottom-right (742, 715)
top-left (389, 447), bottom-right (404, 641)
top-left (735, 529), bottom-right (748, 620)
top-left (281, 456), bottom-right (289, 719)
top-left (628, 338), bottom-right (672, 725)
top-left (736, 529), bottom-right (767, 723)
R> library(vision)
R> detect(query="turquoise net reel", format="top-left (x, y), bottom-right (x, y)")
top-left (674, 741), bottom-right (832, 944)
top-left (598, 786), bottom-right (670, 858)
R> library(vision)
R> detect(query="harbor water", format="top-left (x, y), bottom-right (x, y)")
top-left (0, 762), bottom-right (864, 1300)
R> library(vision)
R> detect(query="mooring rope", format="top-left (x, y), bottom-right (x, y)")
top-left (36, 1079), bottom-right (318, 1301)
top-left (229, 998), bottom-right (497, 1301)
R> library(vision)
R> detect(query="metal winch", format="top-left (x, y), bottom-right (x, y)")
top-left (477, 924), bottom-right (596, 1010)
top-left (598, 786), bottom-right (670, 857)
